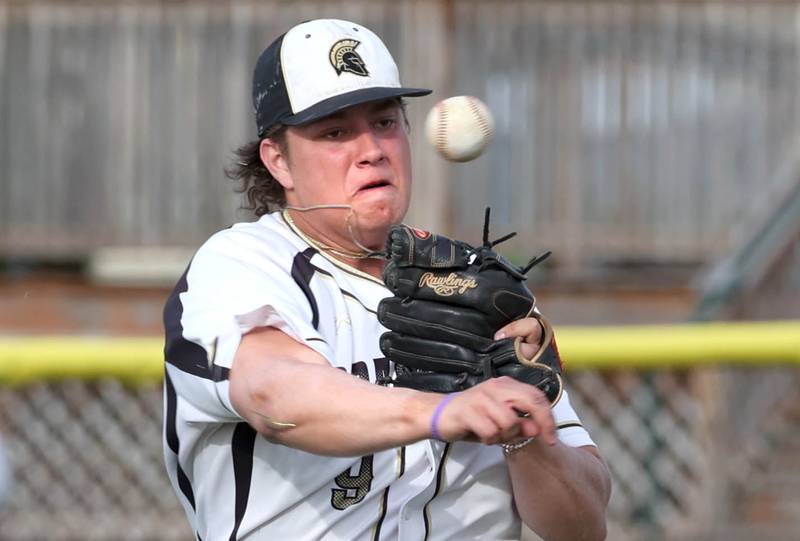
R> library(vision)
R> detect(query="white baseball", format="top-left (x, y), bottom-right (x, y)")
top-left (424, 96), bottom-right (495, 162)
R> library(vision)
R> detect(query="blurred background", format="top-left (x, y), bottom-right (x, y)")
top-left (1, 0), bottom-right (799, 539)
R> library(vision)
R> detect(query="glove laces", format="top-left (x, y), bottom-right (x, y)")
top-left (476, 207), bottom-right (552, 276)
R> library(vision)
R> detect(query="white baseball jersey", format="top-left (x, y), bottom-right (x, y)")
top-left (163, 210), bottom-right (595, 541)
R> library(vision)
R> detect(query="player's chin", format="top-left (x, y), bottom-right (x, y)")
top-left (352, 191), bottom-right (408, 230)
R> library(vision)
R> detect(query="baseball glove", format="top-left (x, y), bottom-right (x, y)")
top-left (378, 209), bottom-right (563, 404)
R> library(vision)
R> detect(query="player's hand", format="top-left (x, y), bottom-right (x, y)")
top-left (494, 316), bottom-right (545, 360)
top-left (433, 376), bottom-right (557, 446)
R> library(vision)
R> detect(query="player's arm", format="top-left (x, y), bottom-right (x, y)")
top-left (496, 317), bottom-right (612, 541)
top-left (229, 326), bottom-right (540, 456)
top-left (507, 442), bottom-right (611, 541)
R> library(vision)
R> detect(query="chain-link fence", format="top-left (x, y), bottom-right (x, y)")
top-left (0, 380), bottom-right (187, 540)
top-left (1, 366), bottom-right (798, 540)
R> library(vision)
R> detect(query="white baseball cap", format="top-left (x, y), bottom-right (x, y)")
top-left (252, 19), bottom-right (432, 137)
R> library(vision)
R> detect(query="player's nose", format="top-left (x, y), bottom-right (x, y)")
top-left (355, 128), bottom-right (386, 166)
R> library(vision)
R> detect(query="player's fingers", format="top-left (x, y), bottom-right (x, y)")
top-left (518, 341), bottom-right (540, 359)
top-left (494, 317), bottom-right (543, 344)
top-left (441, 390), bottom-right (504, 444)
top-left (508, 388), bottom-right (557, 446)
top-left (518, 418), bottom-right (540, 439)
top-left (465, 412), bottom-right (504, 444)
top-left (481, 399), bottom-right (525, 445)
top-left (473, 377), bottom-right (551, 444)
top-left (456, 381), bottom-right (531, 444)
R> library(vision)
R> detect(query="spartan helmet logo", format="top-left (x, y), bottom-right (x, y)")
top-left (329, 39), bottom-right (369, 77)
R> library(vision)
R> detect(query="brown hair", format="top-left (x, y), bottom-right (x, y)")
top-left (225, 126), bottom-right (289, 216)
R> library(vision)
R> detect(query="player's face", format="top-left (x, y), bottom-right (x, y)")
top-left (280, 99), bottom-right (413, 248)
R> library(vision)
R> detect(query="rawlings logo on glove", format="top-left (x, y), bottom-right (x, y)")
top-left (378, 209), bottom-right (563, 403)
top-left (418, 272), bottom-right (478, 296)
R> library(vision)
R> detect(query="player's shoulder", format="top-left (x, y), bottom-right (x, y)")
top-left (182, 212), bottom-right (312, 297)
top-left (198, 211), bottom-right (306, 266)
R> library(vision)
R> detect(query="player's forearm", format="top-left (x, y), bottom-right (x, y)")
top-left (508, 442), bottom-right (611, 541)
top-left (231, 354), bottom-right (439, 456)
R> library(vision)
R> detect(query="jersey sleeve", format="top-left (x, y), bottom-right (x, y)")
top-left (163, 228), bottom-right (334, 423)
top-left (551, 388), bottom-right (596, 448)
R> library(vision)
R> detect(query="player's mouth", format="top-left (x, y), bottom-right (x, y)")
top-left (357, 180), bottom-right (392, 192)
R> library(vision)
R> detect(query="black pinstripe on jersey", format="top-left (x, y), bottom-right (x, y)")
top-left (422, 443), bottom-right (452, 540)
top-left (291, 248), bottom-right (321, 329)
top-left (228, 423), bottom-right (258, 540)
top-left (306, 261), bottom-right (379, 316)
top-left (164, 370), bottom-right (197, 512)
top-left (163, 264), bottom-right (211, 541)
top-left (164, 265), bottom-right (230, 381)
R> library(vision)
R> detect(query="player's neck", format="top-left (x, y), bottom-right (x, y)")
top-left (344, 256), bottom-right (386, 279)
top-left (282, 209), bottom-right (387, 280)
top-left (309, 236), bottom-right (388, 280)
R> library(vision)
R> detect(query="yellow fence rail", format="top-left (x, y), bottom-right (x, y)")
top-left (1, 321), bottom-right (798, 386)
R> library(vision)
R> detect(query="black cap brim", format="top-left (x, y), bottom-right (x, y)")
top-left (281, 86), bottom-right (432, 127)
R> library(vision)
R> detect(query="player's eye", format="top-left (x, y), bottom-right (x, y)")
top-left (374, 117), bottom-right (397, 130)
top-left (322, 128), bottom-right (345, 139)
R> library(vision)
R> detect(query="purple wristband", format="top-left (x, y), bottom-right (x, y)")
top-left (430, 393), bottom-right (458, 441)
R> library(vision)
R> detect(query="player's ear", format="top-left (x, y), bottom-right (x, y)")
top-left (260, 137), bottom-right (294, 190)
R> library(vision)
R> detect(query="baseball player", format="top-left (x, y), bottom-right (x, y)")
top-left (163, 19), bottom-right (610, 541)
